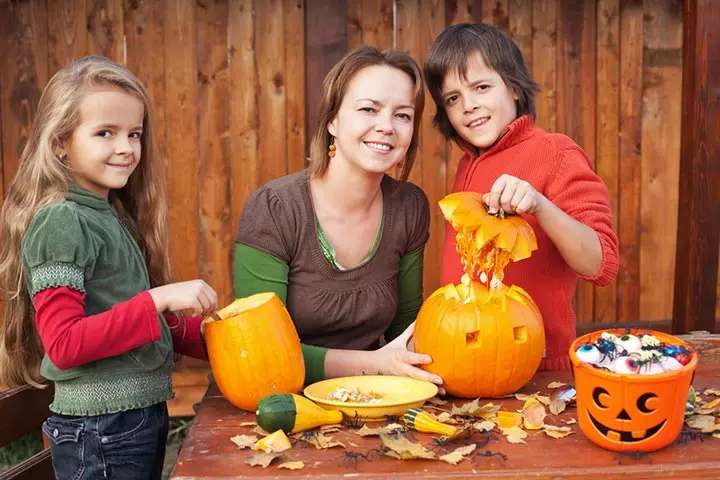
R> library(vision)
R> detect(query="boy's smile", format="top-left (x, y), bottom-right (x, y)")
top-left (441, 52), bottom-right (518, 152)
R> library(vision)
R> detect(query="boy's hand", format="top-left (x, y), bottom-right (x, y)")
top-left (484, 174), bottom-right (547, 215)
top-left (149, 280), bottom-right (218, 317)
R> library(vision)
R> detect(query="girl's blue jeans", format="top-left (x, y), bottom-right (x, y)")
top-left (42, 402), bottom-right (169, 480)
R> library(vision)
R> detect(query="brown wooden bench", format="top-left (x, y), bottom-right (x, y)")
top-left (0, 383), bottom-right (55, 480)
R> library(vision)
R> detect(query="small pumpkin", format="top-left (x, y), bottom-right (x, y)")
top-left (413, 192), bottom-right (545, 398)
top-left (204, 292), bottom-right (305, 411)
top-left (256, 393), bottom-right (343, 434)
top-left (403, 408), bottom-right (457, 437)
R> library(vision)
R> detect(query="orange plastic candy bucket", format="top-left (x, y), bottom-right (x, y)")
top-left (569, 329), bottom-right (697, 452)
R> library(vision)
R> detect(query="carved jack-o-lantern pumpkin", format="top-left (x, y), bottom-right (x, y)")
top-left (570, 329), bottom-right (698, 452)
top-left (413, 192), bottom-right (545, 398)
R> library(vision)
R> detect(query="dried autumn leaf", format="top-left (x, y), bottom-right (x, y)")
top-left (514, 393), bottom-right (537, 402)
top-left (245, 452), bottom-right (280, 468)
top-left (543, 424), bottom-right (572, 432)
top-left (278, 461), bottom-right (305, 470)
top-left (252, 425), bottom-right (270, 436)
top-left (535, 395), bottom-right (551, 406)
top-left (564, 418), bottom-right (577, 425)
top-left (695, 398), bottom-right (720, 415)
top-left (428, 397), bottom-right (448, 405)
top-left (354, 423), bottom-right (404, 437)
top-left (547, 381), bottom-right (566, 389)
top-left (301, 432), bottom-right (345, 450)
top-left (522, 399), bottom-right (547, 430)
top-left (497, 411), bottom-right (522, 428)
top-left (379, 433), bottom-right (436, 460)
top-left (500, 426), bottom-right (527, 438)
top-left (451, 399), bottom-right (500, 418)
top-left (686, 415), bottom-right (716, 430)
top-left (714, 433), bottom-right (720, 440)
top-left (240, 421), bottom-right (257, 427)
top-left (435, 412), bottom-right (453, 423)
top-left (230, 434), bottom-right (258, 449)
top-left (543, 424), bottom-right (574, 439)
top-left (703, 388), bottom-right (720, 396)
top-left (254, 430), bottom-right (292, 453)
top-left (439, 444), bottom-right (477, 465)
top-left (473, 420), bottom-right (496, 432)
top-left (320, 424), bottom-right (342, 433)
top-left (500, 425), bottom-right (527, 444)
top-left (701, 423), bottom-right (720, 434)
top-left (549, 398), bottom-right (567, 415)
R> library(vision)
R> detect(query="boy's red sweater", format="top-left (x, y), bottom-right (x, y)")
top-left (441, 115), bottom-right (619, 370)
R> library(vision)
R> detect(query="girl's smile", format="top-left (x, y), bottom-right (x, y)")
top-left (64, 86), bottom-right (144, 198)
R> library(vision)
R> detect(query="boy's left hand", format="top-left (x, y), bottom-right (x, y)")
top-left (484, 174), bottom-right (547, 215)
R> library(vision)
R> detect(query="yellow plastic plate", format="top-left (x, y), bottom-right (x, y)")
top-left (303, 376), bottom-right (438, 419)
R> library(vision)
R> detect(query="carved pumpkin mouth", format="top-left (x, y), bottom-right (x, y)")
top-left (587, 411), bottom-right (666, 442)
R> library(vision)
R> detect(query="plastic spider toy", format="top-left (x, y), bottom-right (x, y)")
top-left (335, 450), bottom-right (385, 469)
top-left (344, 412), bottom-right (363, 429)
top-left (677, 426), bottom-right (707, 445)
top-left (613, 451), bottom-right (652, 465)
top-left (471, 449), bottom-right (508, 463)
top-left (296, 430), bottom-right (320, 447)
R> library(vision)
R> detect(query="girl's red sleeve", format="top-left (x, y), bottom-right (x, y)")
top-left (33, 286), bottom-right (207, 369)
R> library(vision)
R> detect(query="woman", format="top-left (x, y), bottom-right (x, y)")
top-left (234, 46), bottom-right (443, 388)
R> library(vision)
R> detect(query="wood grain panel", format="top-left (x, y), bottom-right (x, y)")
top-left (86, 0), bottom-right (123, 61)
top-left (229, 0), bottom-right (259, 236)
top-left (165, 0), bottom-right (200, 282)
top-left (594, 0), bottom-right (619, 324)
top-left (198, 0), bottom-right (232, 305)
top-left (617, 0), bottom-right (643, 323)
top-left (639, 0), bottom-right (682, 320)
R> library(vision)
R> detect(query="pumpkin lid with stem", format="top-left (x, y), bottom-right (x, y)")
top-left (439, 192), bottom-right (538, 290)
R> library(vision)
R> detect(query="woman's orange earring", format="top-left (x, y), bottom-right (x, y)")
top-left (328, 139), bottom-right (336, 158)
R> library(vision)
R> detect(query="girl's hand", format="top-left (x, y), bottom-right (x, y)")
top-left (484, 174), bottom-right (547, 215)
top-left (149, 280), bottom-right (218, 317)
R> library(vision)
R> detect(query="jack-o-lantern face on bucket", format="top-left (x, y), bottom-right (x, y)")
top-left (570, 329), bottom-right (698, 453)
top-left (586, 385), bottom-right (667, 443)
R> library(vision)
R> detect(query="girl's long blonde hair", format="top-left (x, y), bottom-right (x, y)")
top-left (0, 56), bottom-right (171, 387)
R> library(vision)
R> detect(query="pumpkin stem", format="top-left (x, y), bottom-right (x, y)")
top-left (484, 204), bottom-right (507, 219)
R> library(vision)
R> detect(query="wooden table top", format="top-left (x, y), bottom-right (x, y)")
top-left (171, 364), bottom-right (720, 479)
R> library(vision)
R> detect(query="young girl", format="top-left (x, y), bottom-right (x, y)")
top-left (234, 46), bottom-right (443, 388)
top-left (0, 56), bottom-right (217, 480)
top-left (423, 23), bottom-right (620, 370)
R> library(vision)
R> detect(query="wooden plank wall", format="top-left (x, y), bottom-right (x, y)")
top-left (0, 0), bottom-right (695, 414)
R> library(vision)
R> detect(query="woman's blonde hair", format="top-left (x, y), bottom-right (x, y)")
top-left (0, 56), bottom-right (171, 387)
top-left (308, 46), bottom-right (425, 182)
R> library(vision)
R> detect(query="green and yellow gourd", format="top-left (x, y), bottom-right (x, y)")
top-left (403, 408), bottom-right (457, 437)
top-left (256, 393), bottom-right (343, 434)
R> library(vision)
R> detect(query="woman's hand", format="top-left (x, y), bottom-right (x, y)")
top-left (484, 174), bottom-right (547, 215)
top-left (149, 280), bottom-right (218, 317)
top-left (370, 322), bottom-right (444, 389)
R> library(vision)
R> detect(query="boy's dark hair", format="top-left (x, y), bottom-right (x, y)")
top-left (423, 23), bottom-right (540, 142)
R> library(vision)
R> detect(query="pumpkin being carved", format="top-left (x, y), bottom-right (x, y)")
top-left (413, 192), bottom-right (545, 398)
top-left (204, 293), bottom-right (305, 411)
